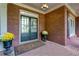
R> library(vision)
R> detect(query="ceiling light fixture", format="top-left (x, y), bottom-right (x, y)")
top-left (41, 3), bottom-right (48, 11)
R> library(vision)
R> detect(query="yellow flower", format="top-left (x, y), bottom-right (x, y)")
top-left (2, 32), bottom-right (14, 41)
top-left (42, 31), bottom-right (48, 35)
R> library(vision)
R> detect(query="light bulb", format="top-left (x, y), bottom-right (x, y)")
top-left (41, 3), bottom-right (48, 10)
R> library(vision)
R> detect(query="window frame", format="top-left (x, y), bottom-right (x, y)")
top-left (19, 14), bottom-right (39, 45)
top-left (67, 13), bottom-right (75, 37)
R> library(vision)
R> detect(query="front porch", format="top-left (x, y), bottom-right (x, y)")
top-left (1, 3), bottom-right (79, 56)
top-left (19, 41), bottom-right (76, 56)
top-left (1, 41), bottom-right (79, 56)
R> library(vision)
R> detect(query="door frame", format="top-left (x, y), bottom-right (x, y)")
top-left (19, 12), bottom-right (39, 45)
top-left (67, 13), bottom-right (75, 37)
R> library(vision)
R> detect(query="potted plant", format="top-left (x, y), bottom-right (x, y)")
top-left (41, 31), bottom-right (48, 42)
top-left (0, 32), bottom-right (14, 55)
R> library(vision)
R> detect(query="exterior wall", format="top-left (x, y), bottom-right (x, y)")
top-left (7, 3), bottom-right (77, 46)
top-left (66, 7), bottom-right (77, 46)
top-left (76, 17), bottom-right (79, 37)
top-left (7, 3), bottom-right (45, 46)
top-left (7, 4), bottom-right (19, 46)
top-left (39, 14), bottom-right (45, 40)
top-left (45, 6), bottom-right (65, 45)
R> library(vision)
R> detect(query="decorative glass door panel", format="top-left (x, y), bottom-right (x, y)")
top-left (20, 15), bottom-right (38, 43)
top-left (21, 15), bottom-right (30, 42)
top-left (31, 18), bottom-right (38, 40)
top-left (67, 14), bottom-right (75, 37)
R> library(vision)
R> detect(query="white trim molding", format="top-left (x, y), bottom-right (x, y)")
top-left (13, 3), bottom-right (65, 14)
top-left (45, 4), bottom-right (65, 14)
top-left (0, 3), bottom-right (7, 35)
top-left (13, 3), bottom-right (78, 16)
top-left (45, 3), bottom-right (78, 16)
top-left (65, 4), bottom-right (78, 17)
top-left (0, 3), bottom-right (7, 51)
top-left (14, 3), bottom-right (45, 14)
top-left (20, 10), bottom-right (39, 18)
top-left (19, 10), bottom-right (39, 45)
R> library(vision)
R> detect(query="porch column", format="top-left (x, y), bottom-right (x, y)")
top-left (0, 3), bottom-right (7, 51)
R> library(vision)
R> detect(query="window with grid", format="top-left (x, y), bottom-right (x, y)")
top-left (20, 15), bottom-right (38, 42)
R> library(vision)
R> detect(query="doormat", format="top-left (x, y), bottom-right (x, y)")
top-left (14, 41), bottom-right (45, 56)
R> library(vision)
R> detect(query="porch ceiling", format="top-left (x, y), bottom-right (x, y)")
top-left (23, 3), bottom-right (79, 16)
top-left (23, 3), bottom-right (61, 13)
top-left (68, 3), bottom-right (79, 16)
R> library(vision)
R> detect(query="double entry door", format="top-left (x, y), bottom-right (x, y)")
top-left (20, 15), bottom-right (38, 43)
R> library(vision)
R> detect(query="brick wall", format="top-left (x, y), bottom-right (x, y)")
top-left (7, 3), bottom-right (77, 46)
top-left (7, 4), bottom-right (45, 46)
top-left (7, 4), bottom-right (19, 46)
top-left (76, 17), bottom-right (79, 37)
top-left (45, 6), bottom-right (65, 45)
top-left (66, 7), bottom-right (76, 46)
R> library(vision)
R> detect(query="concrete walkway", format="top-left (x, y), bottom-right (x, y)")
top-left (19, 41), bottom-right (76, 56)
